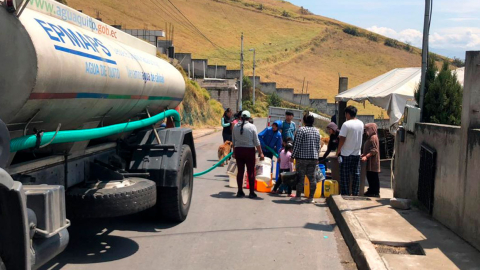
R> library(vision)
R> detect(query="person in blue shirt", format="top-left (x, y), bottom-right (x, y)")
top-left (258, 122), bottom-right (283, 159)
top-left (280, 111), bottom-right (297, 141)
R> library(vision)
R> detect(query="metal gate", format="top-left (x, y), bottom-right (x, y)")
top-left (417, 144), bottom-right (437, 214)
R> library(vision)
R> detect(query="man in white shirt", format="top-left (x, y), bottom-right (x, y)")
top-left (336, 106), bottom-right (364, 196)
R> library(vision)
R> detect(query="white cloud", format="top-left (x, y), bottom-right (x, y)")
top-left (367, 26), bottom-right (422, 46)
top-left (367, 26), bottom-right (480, 53)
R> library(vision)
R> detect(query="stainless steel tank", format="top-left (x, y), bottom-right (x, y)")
top-left (0, 4), bottom-right (185, 138)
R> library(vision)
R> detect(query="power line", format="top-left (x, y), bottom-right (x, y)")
top-left (163, 0), bottom-right (227, 52)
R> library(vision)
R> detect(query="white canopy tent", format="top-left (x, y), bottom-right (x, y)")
top-left (335, 67), bottom-right (465, 130)
top-left (336, 68), bottom-right (421, 129)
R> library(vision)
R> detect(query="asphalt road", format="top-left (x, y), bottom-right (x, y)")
top-left (41, 118), bottom-right (356, 270)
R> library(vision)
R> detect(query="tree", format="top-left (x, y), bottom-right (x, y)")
top-left (242, 76), bottom-right (252, 101)
top-left (415, 58), bottom-right (463, 125)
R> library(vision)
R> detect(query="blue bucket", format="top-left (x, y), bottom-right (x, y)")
top-left (318, 164), bottom-right (326, 177)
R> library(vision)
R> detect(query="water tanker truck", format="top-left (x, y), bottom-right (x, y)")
top-left (0, 1), bottom-right (196, 268)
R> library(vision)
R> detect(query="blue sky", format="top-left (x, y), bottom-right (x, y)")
top-left (289, 0), bottom-right (480, 59)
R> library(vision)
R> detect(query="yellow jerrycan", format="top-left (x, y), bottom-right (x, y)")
top-left (304, 177), bottom-right (322, 198)
top-left (323, 180), bottom-right (340, 197)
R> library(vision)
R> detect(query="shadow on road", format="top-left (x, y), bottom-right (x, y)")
top-left (39, 213), bottom-right (179, 269)
top-left (210, 192), bottom-right (264, 200)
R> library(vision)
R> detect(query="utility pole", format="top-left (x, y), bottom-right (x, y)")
top-left (239, 33), bottom-right (244, 111)
top-left (419, 0), bottom-right (431, 122)
top-left (249, 48), bottom-right (256, 105)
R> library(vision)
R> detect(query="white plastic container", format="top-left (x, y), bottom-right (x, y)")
top-left (255, 157), bottom-right (272, 182)
top-left (229, 175), bottom-right (238, 188)
top-left (226, 159), bottom-right (238, 176)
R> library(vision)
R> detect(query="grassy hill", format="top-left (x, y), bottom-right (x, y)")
top-left (67, 0), bottom-right (447, 117)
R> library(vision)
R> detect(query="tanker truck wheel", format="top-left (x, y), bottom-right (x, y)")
top-left (66, 178), bottom-right (157, 219)
top-left (156, 145), bottom-right (194, 222)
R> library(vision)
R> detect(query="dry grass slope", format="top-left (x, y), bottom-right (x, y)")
top-left (68, 0), bottom-right (448, 117)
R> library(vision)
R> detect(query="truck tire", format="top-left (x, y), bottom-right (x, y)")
top-left (66, 178), bottom-right (156, 219)
top-left (156, 145), bottom-right (193, 222)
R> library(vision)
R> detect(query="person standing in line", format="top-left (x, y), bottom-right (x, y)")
top-left (362, 123), bottom-right (381, 197)
top-left (280, 111), bottom-right (297, 141)
top-left (258, 122), bottom-right (282, 159)
top-left (290, 114), bottom-right (320, 203)
top-left (232, 111), bottom-right (265, 199)
top-left (221, 108), bottom-right (233, 143)
top-left (319, 122), bottom-right (340, 166)
top-left (272, 143), bottom-right (294, 196)
top-left (336, 106), bottom-right (364, 196)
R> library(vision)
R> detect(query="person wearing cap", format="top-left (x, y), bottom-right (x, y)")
top-left (280, 111), bottom-right (297, 141)
top-left (232, 110), bottom-right (265, 199)
top-left (319, 122), bottom-right (340, 164)
top-left (258, 122), bottom-right (282, 159)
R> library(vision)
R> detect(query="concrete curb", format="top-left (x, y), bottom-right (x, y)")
top-left (327, 195), bottom-right (388, 270)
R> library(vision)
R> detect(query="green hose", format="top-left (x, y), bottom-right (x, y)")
top-left (193, 146), bottom-right (279, 178)
top-left (265, 145), bottom-right (279, 158)
top-left (10, 110), bottom-right (181, 153)
top-left (193, 152), bottom-right (233, 177)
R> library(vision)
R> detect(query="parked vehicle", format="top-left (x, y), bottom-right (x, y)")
top-left (0, 1), bottom-right (195, 269)
top-left (266, 106), bottom-right (304, 128)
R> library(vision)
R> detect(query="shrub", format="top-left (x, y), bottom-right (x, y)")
top-left (384, 38), bottom-right (399, 48)
top-left (366, 33), bottom-right (378, 42)
top-left (282, 10), bottom-right (291, 17)
top-left (403, 42), bottom-right (413, 52)
top-left (343, 26), bottom-right (361, 37)
top-left (452, 57), bottom-right (465, 67)
top-left (268, 92), bottom-right (282, 107)
top-left (415, 56), bottom-right (463, 125)
top-left (300, 6), bottom-right (312, 15)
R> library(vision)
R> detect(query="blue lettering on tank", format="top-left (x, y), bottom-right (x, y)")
top-left (48, 23), bottom-right (66, 43)
top-left (58, 26), bottom-right (85, 49)
top-left (35, 19), bottom-right (60, 42)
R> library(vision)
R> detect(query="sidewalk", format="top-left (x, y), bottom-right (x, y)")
top-left (328, 161), bottom-right (480, 270)
top-left (192, 127), bottom-right (220, 139)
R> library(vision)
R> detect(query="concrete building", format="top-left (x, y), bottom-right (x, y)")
top-left (260, 82), bottom-right (276, 95)
top-left (174, 53), bottom-right (191, 72)
top-left (326, 103), bottom-right (337, 117)
top-left (276, 88), bottom-right (294, 103)
top-left (197, 79), bottom-right (238, 111)
top-left (293, 94), bottom-right (310, 107)
top-left (310, 99), bottom-right (328, 113)
top-left (206, 65), bottom-right (227, 79)
top-left (357, 115), bottom-right (375, 124)
top-left (394, 51), bottom-right (480, 251)
top-left (226, 70), bottom-right (241, 79)
top-left (191, 59), bottom-right (208, 78)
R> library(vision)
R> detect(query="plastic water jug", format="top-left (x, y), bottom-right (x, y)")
top-left (323, 180), bottom-right (340, 197)
top-left (255, 157), bottom-right (272, 182)
top-left (304, 177), bottom-right (322, 198)
top-left (229, 175), bottom-right (238, 188)
top-left (226, 159), bottom-right (237, 176)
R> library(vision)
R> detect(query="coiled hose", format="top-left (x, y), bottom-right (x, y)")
top-left (193, 145), bottom-right (279, 178)
top-left (10, 110), bottom-right (181, 153)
